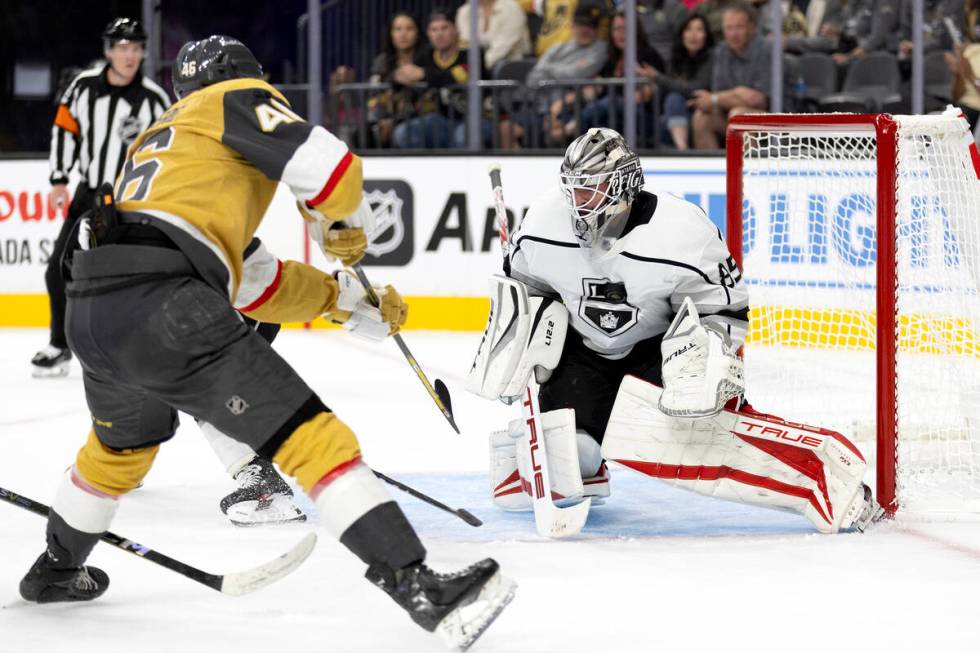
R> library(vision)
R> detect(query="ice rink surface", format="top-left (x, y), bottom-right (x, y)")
top-left (2, 328), bottom-right (979, 653)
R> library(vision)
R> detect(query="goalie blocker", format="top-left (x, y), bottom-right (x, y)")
top-left (602, 375), bottom-right (882, 533)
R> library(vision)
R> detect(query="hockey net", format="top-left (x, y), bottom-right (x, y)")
top-left (726, 110), bottom-right (980, 516)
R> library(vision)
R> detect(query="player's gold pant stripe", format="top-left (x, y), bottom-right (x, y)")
top-left (75, 430), bottom-right (160, 496)
top-left (273, 412), bottom-right (361, 494)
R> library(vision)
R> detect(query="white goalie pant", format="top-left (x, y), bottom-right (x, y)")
top-left (490, 409), bottom-right (609, 511)
top-left (602, 376), bottom-right (870, 533)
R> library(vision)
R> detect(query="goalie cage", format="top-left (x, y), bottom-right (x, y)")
top-left (726, 111), bottom-right (980, 517)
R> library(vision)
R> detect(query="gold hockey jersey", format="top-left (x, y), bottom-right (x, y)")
top-left (114, 77), bottom-right (361, 323)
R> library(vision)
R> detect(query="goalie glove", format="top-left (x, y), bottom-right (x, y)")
top-left (658, 296), bottom-right (744, 418)
top-left (302, 195), bottom-right (376, 266)
top-left (326, 269), bottom-right (407, 341)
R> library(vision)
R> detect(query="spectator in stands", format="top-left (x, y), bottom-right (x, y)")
top-left (527, 4), bottom-right (608, 87)
top-left (371, 12), bottom-right (424, 82)
top-left (690, 1), bottom-right (770, 150)
top-left (520, 0), bottom-right (613, 57)
top-left (560, 11), bottom-right (665, 143)
top-left (830, 0), bottom-right (899, 66)
top-left (501, 4), bottom-right (606, 147)
top-left (457, 0), bottom-right (532, 71)
top-left (896, 0), bottom-right (963, 60)
top-left (367, 12), bottom-right (424, 147)
top-left (946, 0), bottom-right (980, 129)
top-left (746, 0), bottom-right (810, 40)
top-left (784, 1), bottom-right (846, 55)
top-left (694, 0), bottom-right (748, 42)
top-left (392, 8), bottom-right (473, 148)
top-left (656, 13), bottom-right (715, 149)
top-left (637, 0), bottom-right (688, 69)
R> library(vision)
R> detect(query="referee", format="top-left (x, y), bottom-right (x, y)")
top-left (33, 17), bottom-right (170, 377)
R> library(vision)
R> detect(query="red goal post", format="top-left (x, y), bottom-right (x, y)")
top-left (724, 111), bottom-right (980, 516)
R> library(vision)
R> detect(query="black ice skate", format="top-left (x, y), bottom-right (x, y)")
top-left (19, 551), bottom-right (109, 603)
top-left (30, 345), bottom-right (72, 378)
top-left (220, 457), bottom-right (307, 527)
top-left (367, 558), bottom-right (516, 651)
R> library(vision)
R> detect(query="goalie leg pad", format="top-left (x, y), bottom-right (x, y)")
top-left (602, 376), bottom-right (869, 533)
top-left (489, 409), bottom-right (591, 510)
top-left (466, 275), bottom-right (568, 402)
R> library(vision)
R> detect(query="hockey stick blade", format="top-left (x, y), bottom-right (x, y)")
top-left (219, 532), bottom-right (317, 596)
top-left (534, 496), bottom-right (591, 539)
top-left (351, 264), bottom-right (460, 434)
top-left (434, 378), bottom-right (455, 417)
top-left (0, 486), bottom-right (317, 596)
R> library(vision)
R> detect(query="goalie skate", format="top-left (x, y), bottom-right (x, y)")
top-left (220, 458), bottom-right (307, 527)
top-left (842, 484), bottom-right (885, 533)
top-left (31, 345), bottom-right (72, 378)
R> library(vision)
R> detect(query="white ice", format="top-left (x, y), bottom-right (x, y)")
top-left (2, 327), bottom-right (979, 652)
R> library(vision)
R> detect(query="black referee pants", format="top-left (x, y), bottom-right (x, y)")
top-left (44, 184), bottom-right (94, 349)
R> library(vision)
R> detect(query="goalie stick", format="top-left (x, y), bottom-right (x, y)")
top-left (351, 264), bottom-right (460, 435)
top-left (0, 486), bottom-right (316, 597)
top-left (488, 164), bottom-right (591, 538)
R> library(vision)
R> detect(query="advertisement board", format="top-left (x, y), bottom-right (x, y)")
top-left (0, 156), bottom-right (729, 328)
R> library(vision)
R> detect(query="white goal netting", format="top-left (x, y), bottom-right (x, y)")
top-left (736, 111), bottom-right (980, 515)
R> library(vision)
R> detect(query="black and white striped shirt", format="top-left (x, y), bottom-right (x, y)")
top-left (49, 64), bottom-right (170, 188)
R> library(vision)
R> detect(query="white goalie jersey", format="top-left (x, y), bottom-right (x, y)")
top-left (508, 188), bottom-right (750, 358)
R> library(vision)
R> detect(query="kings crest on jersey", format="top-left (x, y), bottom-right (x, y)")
top-left (508, 188), bottom-right (750, 357)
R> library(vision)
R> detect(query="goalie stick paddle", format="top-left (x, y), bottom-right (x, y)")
top-left (488, 165), bottom-right (592, 538)
top-left (373, 470), bottom-right (483, 527)
top-left (0, 486), bottom-right (316, 597)
top-left (351, 263), bottom-right (460, 434)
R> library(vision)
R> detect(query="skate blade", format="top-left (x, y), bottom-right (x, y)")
top-left (226, 496), bottom-right (308, 527)
top-left (31, 364), bottom-right (70, 378)
top-left (436, 571), bottom-right (517, 652)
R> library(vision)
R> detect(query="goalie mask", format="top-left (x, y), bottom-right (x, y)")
top-left (559, 128), bottom-right (644, 250)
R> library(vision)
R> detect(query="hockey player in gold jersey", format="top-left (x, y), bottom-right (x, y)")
top-left (18, 36), bottom-right (514, 650)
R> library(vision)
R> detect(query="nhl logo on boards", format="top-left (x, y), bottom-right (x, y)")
top-left (364, 189), bottom-right (405, 257)
top-left (361, 180), bottom-right (414, 266)
top-left (225, 395), bottom-right (249, 416)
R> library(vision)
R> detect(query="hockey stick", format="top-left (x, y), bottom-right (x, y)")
top-left (373, 471), bottom-right (482, 527)
top-left (488, 165), bottom-right (592, 538)
top-left (351, 263), bottom-right (460, 434)
top-left (0, 486), bottom-right (316, 596)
